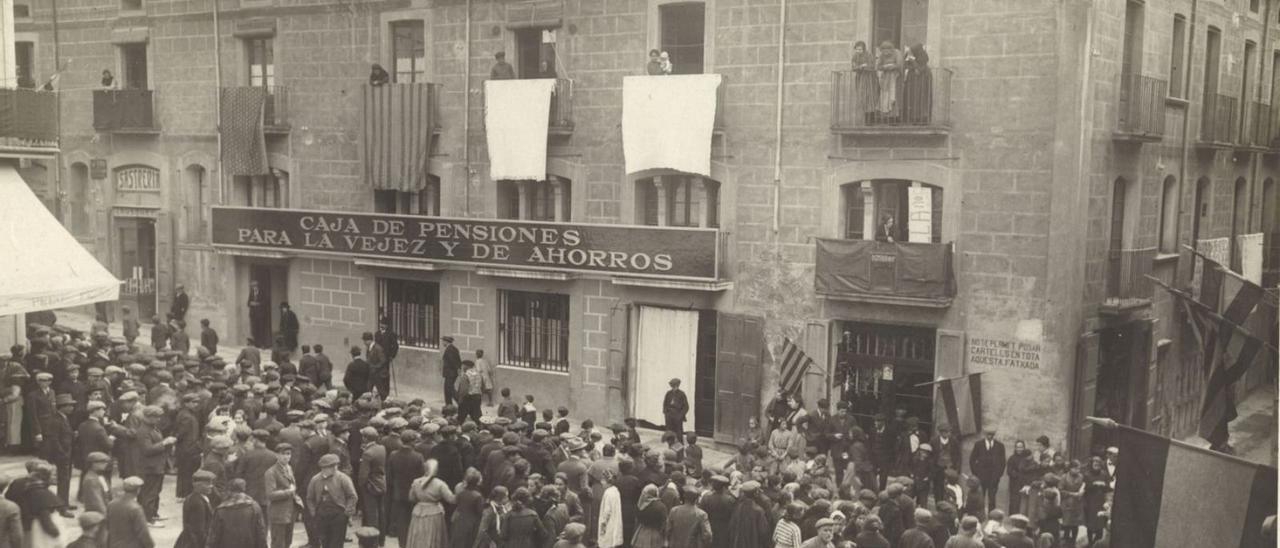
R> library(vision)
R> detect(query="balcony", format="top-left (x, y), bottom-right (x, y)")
top-left (830, 67), bottom-right (952, 136)
top-left (93, 89), bottom-right (158, 134)
top-left (1198, 93), bottom-right (1238, 147)
top-left (1241, 101), bottom-right (1273, 150)
top-left (814, 238), bottom-right (955, 307)
top-left (1114, 73), bottom-right (1167, 141)
top-left (549, 78), bottom-right (573, 135)
top-left (1100, 247), bottom-right (1155, 317)
top-left (0, 88), bottom-right (59, 159)
top-left (262, 85), bottom-right (290, 134)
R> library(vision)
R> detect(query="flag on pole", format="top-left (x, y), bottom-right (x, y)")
top-left (778, 337), bottom-right (816, 396)
top-left (1110, 420), bottom-right (1276, 548)
top-left (935, 373), bottom-right (983, 436)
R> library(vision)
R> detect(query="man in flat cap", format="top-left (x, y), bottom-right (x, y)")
top-left (235, 429), bottom-right (279, 512)
top-left (207, 478), bottom-right (267, 548)
top-left (44, 393), bottom-right (75, 512)
top-left (666, 485), bottom-right (713, 548)
top-left (356, 425), bottom-right (387, 544)
top-left (361, 332), bottom-right (388, 399)
top-left (174, 470), bottom-right (215, 548)
top-left (75, 401), bottom-right (113, 485)
top-left (306, 454), bottom-right (357, 548)
top-left (67, 510), bottom-right (104, 548)
top-left (663, 378), bottom-right (690, 438)
top-left (137, 405), bottom-right (176, 524)
top-left (107, 477), bottom-right (154, 548)
top-left (25, 371), bottom-right (56, 449)
top-left (173, 393), bottom-right (203, 499)
top-left (441, 336), bottom-right (461, 406)
top-left (79, 452), bottom-right (112, 515)
top-left (386, 430), bottom-right (425, 542)
top-left (264, 443), bottom-right (298, 548)
top-left (201, 436), bottom-right (234, 506)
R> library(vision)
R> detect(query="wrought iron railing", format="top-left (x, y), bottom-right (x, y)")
top-left (1117, 73), bottom-right (1167, 137)
top-left (1104, 247), bottom-right (1156, 304)
top-left (93, 89), bottom-right (157, 132)
top-left (263, 85), bottom-right (289, 129)
top-left (0, 88), bottom-right (58, 148)
top-left (550, 78), bottom-right (573, 131)
top-left (831, 67), bottom-right (952, 131)
top-left (1199, 93), bottom-right (1239, 144)
top-left (1243, 101), bottom-right (1273, 147)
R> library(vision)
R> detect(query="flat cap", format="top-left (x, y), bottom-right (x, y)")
top-left (192, 470), bottom-right (216, 483)
top-left (122, 477), bottom-right (144, 491)
top-left (86, 452), bottom-right (111, 464)
top-left (77, 511), bottom-right (105, 528)
top-left (318, 454), bottom-right (340, 467)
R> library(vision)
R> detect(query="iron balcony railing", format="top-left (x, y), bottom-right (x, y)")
top-left (93, 89), bottom-right (157, 132)
top-left (1243, 101), bottom-right (1273, 148)
top-left (1200, 93), bottom-right (1239, 144)
top-left (1117, 73), bottom-right (1167, 137)
top-left (831, 67), bottom-right (952, 131)
top-left (550, 78), bottom-right (573, 132)
top-left (263, 85), bottom-right (289, 129)
top-left (1103, 247), bottom-right (1156, 308)
top-left (0, 88), bottom-right (58, 150)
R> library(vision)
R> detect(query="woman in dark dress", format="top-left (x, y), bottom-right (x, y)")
top-left (852, 514), bottom-right (891, 548)
top-left (1082, 456), bottom-right (1111, 545)
top-left (631, 484), bottom-right (667, 548)
top-left (501, 487), bottom-right (548, 548)
top-left (449, 468), bottom-right (484, 548)
top-left (851, 41), bottom-right (880, 124)
top-left (901, 44), bottom-right (933, 125)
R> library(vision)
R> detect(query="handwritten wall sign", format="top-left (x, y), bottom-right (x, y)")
top-left (967, 336), bottom-right (1042, 370)
top-left (210, 206), bottom-right (722, 280)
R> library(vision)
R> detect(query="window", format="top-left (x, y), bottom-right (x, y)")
top-left (232, 174), bottom-right (286, 208)
top-left (1251, 0), bottom-right (1260, 13)
top-left (1169, 15), bottom-right (1187, 98)
top-left (120, 43), bottom-right (148, 89)
top-left (1159, 176), bottom-right (1178, 254)
top-left (852, 180), bottom-right (943, 243)
top-left (497, 178), bottom-right (571, 222)
top-left (1204, 27), bottom-right (1221, 98)
top-left (1242, 41), bottom-right (1258, 139)
top-left (1106, 178), bottom-right (1129, 298)
top-left (871, 0), bottom-right (928, 53)
top-left (843, 183), bottom-right (867, 239)
top-left (514, 27), bottom-right (556, 79)
top-left (378, 278), bottom-right (439, 348)
top-left (68, 162), bottom-right (90, 236)
top-left (1231, 178), bottom-right (1248, 272)
top-left (391, 21), bottom-right (426, 83)
top-left (1121, 1), bottom-right (1144, 77)
top-left (499, 290), bottom-right (570, 372)
top-left (636, 175), bottom-right (720, 227)
top-left (246, 38), bottom-right (274, 88)
top-left (183, 165), bottom-right (208, 243)
top-left (121, 0), bottom-right (141, 11)
top-left (659, 2), bottom-right (705, 74)
top-left (1192, 177), bottom-right (1210, 245)
top-left (13, 3), bottom-right (29, 18)
top-left (373, 184), bottom-right (440, 216)
top-left (15, 42), bottom-right (34, 89)
top-left (1263, 179), bottom-right (1277, 277)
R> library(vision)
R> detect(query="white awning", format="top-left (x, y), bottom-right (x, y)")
top-left (0, 164), bottom-right (120, 316)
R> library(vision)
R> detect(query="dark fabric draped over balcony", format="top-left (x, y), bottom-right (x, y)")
top-left (1200, 93), bottom-right (1239, 144)
top-left (831, 67), bottom-right (951, 130)
top-left (363, 83), bottom-right (438, 192)
top-left (219, 87), bottom-right (270, 176)
top-left (92, 89), bottom-right (155, 131)
top-left (0, 89), bottom-right (58, 143)
top-left (815, 238), bottom-right (955, 301)
top-left (1117, 73), bottom-right (1167, 137)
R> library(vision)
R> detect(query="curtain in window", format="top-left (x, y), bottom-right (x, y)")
top-left (633, 306), bottom-right (699, 426)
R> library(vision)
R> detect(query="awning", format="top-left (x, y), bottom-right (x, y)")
top-left (0, 164), bottom-right (120, 316)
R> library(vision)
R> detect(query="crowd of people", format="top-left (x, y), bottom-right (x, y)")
top-left (0, 307), bottom-right (1127, 548)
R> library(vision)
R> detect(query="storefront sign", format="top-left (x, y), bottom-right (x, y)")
top-left (967, 336), bottom-right (1042, 370)
top-left (210, 207), bottom-right (721, 280)
top-left (115, 166), bottom-right (160, 192)
top-left (112, 206), bottom-right (159, 219)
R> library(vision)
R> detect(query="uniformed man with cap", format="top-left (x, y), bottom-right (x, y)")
top-left (107, 477), bottom-right (154, 548)
top-left (174, 470), bottom-right (215, 548)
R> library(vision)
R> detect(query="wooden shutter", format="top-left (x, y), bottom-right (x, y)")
top-left (1071, 331), bottom-right (1101, 458)
top-left (154, 210), bottom-right (175, 317)
top-left (605, 303), bottom-right (630, 425)
top-left (714, 313), bottom-right (764, 444)
top-left (802, 321), bottom-right (829, 409)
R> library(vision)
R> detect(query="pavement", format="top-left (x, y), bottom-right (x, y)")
top-left (1180, 383), bottom-right (1278, 467)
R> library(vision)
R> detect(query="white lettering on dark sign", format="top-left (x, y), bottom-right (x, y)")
top-left (967, 336), bottom-right (1042, 370)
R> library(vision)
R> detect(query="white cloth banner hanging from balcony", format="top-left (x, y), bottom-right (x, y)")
top-left (484, 79), bottom-right (556, 181)
top-left (907, 185), bottom-right (932, 243)
top-left (1238, 233), bottom-right (1264, 284)
top-left (622, 74), bottom-right (722, 177)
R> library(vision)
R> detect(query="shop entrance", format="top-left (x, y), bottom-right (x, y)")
top-left (245, 263), bottom-right (288, 348)
top-left (835, 321), bottom-right (936, 432)
top-left (116, 217), bottom-right (157, 321)
top-left (1090, 321), bottom-right (1152, 449)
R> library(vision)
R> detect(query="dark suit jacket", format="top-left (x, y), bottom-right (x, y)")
top-left (375, 329), bottom-right (400, 361)
top-left (385, 448), bottom-right (425, 503)
top-left (343, 358), bottom-right (371, 396)
top-left (41, 411), bottom-right (72, 464)
top-left (78, 470), bottom-right (110, 514)
top-left (969, 439), bottom-right (1007, 485)
top-left (24, 388), bottom-right (55, 439)
top-left (235, 448), bottom-right (279, 507)
top-left (106, 498), bottom-right (154, 548)
top-left (442, 344), bottom-right (461, 378)
top-left (174, 493), bottom-right (213, 548)
top-left (173, 409), bottom-right (202, 460)
top-left (663, 389), bottom-right (689, 421)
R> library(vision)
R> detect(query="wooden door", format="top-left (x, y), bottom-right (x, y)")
top-left (695, 311), bottom-right (718, 436)
top-left (605, 303), bottom-right (630, 425)
top-left (713, 312), bottom-right (763, 444)
top-left (1071, 331), bottom-right (1101, 458)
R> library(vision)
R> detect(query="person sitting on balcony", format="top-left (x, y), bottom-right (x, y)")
top-left (646, 49), bottom-right (664, 75)
top-left (875, 214), bottom-right (897, 243)
top-left (902, 44), bottom-right (933, 126)
top-left (369, 64), bottom-right (390, 87)
top-left (850, 41), bottom-right (879, 124)
top-left (101, 70), bottom-right (115, 89)
top-left (875, 41), bottom-right (903, 121)
top-left (490, 52), bottom-right (516, 80)
top-left (659, 51), bottom-right (673, 75)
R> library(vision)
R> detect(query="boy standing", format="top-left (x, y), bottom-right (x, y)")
top-left (200, 319), bottom-right (219, 355)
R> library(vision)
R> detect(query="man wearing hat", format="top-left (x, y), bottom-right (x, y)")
top-left (662, 378), bottom-right (690, 438)
top-left (25, 371), bottom-right (56, 447)
top-left (237, 430), bottom-right (280, 511)
top-left (441, 336), bottom-right (461, 406)
top-left (67, 510), bottom-right (105, 548)
top-left (107, 477), bottom-right (154, 548)
top-left (174, 393), bottom-right (203, 499)
top-left (137, 405), bottom-right (176, 524)
top-left (43, 393), bottom-right (75, 511)
top-left (665, 486), bottom-right (712, 548)
top-left (207, 478), bottom-right (268, 548)
top-left (305, 454), bottom-right (357, 548)
top-left (387, 430), bottom-right (425, 542)
top-left (931, 422), bottom-right (962, 503)
top-left (264, 443), bottom-right (299, 548)
top-left (702, 474), bottom-right (736, 548)
top-left (79, 452), bottom-right (112, 515)
top-left (175, 470), bottom-right (215, 548)
top-left (202, 436), bottom-right (234, 505)
top-left (76, 401), bottom-right (113, 483)
top-left (356, 425), bottom-right (387, 544)
top-left (800, 517), bottom-right (838, 548)
top-left (969, 427), bottom-right (1006, 513)
top-left (727, 481), bottom-right (771, 548)
top-left (278, 302), bottom-right (300, 353)
top-left (343, 346), bottom-right (371, 399)
top-left (361, 332), bottom-right (388, 399)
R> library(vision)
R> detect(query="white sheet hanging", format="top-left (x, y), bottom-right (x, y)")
top-left (622, 74), bottom-right (722, 177)
top-left (633, 306), bottom-right (699, 426)
top-left (484, 78), bottom-right (556, 181)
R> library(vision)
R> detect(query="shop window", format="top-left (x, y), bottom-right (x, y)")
top-left (120, 43), bottom-right (148, 89)
top-left (183, 165), bottom-right (208, 243)
top-left (15, 42), bottom-right (34, 89)
top-left (373, 177), bottom-right (440, 215)
top-left (846, 179), bottom-right (942, 243)
top-left (514, 26), bottom-right (557, 79)
top-left (1169, 15), bottom-right (1186, 98)
top-left (246, 37), bottom-right (274, 88)
top-left (636, 175), bottom-right (720, 227)
top-left (391, 20), bottom-right (426, 83)
top-left (1158, 175), bottom-right (1178, 254)
top-left (659, 2), bottom-right (705, 74)
top-left (377, 278), bottom-right (440, 348)
top-left (496, 178), bottom-right (571, 222)
top-left (499, 290), bottom-right (570, 372)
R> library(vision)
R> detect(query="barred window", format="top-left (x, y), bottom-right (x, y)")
top-left (377, 278), bottom-right (440, 348)
top-left (499, 290), bottom-right (569, 372)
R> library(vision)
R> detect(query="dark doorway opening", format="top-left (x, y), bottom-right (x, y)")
top-left (835, 321), bottom-right (936, 432)
top-left (117, 217), bottom-right (158, 321)
top-left (247, 264), bottom-right (288, 349)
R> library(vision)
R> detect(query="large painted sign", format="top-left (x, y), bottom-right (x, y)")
top-left (211, 207), bottom-right (721, 280)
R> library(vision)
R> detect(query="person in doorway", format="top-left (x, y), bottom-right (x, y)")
top-left (278, 303), bottom-right (300, 354)
top-left (199, 319), bottom-right (219, 356)
top-left (246, 280), bottom-right (268, 348)
top-left (170, 284), bottom-right (189, 322)
top-left (121, 307), bottom-right (140, 346)
top-left (490, 52), bottom-right (515, 80)
top-left (969, 428), bottom-right (1006, 514)
top-left (100, 70), bottom-right (115, 89)
top-left (441, 336), bottom-right (461, 406)
top-left (659, 51), bottom-right (673, 74)
top-left (875, 214), bottom-right (896, 242)
top-left (662, 378), bottom-right (689, 438)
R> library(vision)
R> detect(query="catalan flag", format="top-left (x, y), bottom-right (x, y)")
top-left (935, 373), bottom-right (983, 436)
top-left (363, 83), bottom-right (436, 192)
top-left (777, 337), bottom-right (816, 396)
top-left (1109, 420), bottom-right (1276, 548)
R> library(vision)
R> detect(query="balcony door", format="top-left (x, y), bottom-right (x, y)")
top-left (514, 27), bottom-right (556, 79)
top-left (116, 217), bottom-right (158, 321)
top-left (659, 2), bottom-right (705, 74)
top-left (121, 43), bottom-right (148, 90)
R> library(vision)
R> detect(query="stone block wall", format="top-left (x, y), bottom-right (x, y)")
top-left (297, 258), bottom-right (366, 329)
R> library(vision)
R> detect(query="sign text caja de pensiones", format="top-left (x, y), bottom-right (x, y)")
top-left (210, 207), bottom-right (721, 280)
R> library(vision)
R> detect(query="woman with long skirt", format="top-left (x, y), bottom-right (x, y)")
top-left (405, 459), bottom-right (456, 548)
top-left (901, 44), bottom-right (933, 125)
top-left (630, 484), bottom-right (667, 548)
top-left (449, 468), bottom-right (484, 548)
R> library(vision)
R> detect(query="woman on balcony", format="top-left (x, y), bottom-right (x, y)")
top-left (850, 41), bottom-right (880, 125)
top-left (875, 41), bottom-right (903, 122)
top-left (902, 44), bottom-right (933, 126)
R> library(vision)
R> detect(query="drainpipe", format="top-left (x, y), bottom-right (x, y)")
top-left (1176, 0), bottom-right (1197, 282)
top-left (213, 0), bottom-right (224, 204)
top-left (771, 0), bottom-right (787, 235)
top-left (463, 0), bottom-right (472, 216)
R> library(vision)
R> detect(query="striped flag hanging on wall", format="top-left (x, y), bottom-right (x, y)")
top-left (1111, 422), bottom-right (1276, 548)
top-left (778, 337), bottom-right (816, 396)
top-left (363, 83), bottom-right (436, 192)
top-left (935, 373), bottom-right (983, 436)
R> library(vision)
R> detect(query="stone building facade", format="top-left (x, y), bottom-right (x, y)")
top-left (11, 0), bottom-right (1279, 452)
